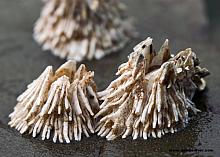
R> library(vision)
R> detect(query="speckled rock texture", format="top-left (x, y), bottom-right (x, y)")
top-left (0, 0), bottom-right (220, 156)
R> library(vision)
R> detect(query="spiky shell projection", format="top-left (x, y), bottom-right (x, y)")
top-left (95, 37), bottom-right (209, 140)
top-left (34, 0), bottom-right (134, 61)
top-left (9, 60), bottom-right (100, 143)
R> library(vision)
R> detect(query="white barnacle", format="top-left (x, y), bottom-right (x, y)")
top-left (33, 0), bottom-right (135, 61)
top-left (95, 37), bottom-right (209, 140)
top-left (9, 60), bottom-right (99, 143)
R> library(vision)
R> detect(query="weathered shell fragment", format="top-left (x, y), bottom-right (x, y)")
top-left (33, 0), bottom-right (134, 61)
top-left (9, 60), bottom-right (100, 143)
top-left (95, 37), bottom-right (209, 140)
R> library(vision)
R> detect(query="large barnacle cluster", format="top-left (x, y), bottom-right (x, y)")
top-left (95, 38), bottom-right (209, 140)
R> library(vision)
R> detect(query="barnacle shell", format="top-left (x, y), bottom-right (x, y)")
top-left (95, 37), bottom-right (209, 140)
top-left (33, 0), bottom-right (134, 61)
top-left (8, 60), bottom-right (100, 143)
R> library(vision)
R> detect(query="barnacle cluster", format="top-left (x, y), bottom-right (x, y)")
top-left (9, 60), bottom-right (99, 143)
top-left (34, 0), bottom-right (134, 61)
top-left (9, 37), bottom-right (209, 142)
top-left (95, 37), bottom-right (209, 140)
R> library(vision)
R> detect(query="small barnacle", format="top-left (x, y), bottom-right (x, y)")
top-left (33, 0), bottom-right (135, 61)
top-left (8, 60), bottom-right (99, 143)
top-left (95, 37), bottom-right (209, 140)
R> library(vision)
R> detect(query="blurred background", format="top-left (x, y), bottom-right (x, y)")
top-left (0, 0), bottom-right (219, 156)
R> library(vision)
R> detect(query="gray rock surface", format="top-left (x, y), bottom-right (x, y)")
top-left (0, 0), bottom-right (220, 156)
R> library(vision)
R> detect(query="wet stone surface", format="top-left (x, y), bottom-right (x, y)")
top-left (0, 0), bottom-right (220, 156)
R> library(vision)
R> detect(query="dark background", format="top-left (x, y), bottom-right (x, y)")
top-left (0, 0), bottom-right (220, 156)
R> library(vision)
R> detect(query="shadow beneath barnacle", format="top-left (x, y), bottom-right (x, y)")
top-left (22, 134), bottom-right (105, 157)
top-left (193, 88), bottom-right (211, 112)
top-left (96, 130), bottom-right (200, 157)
